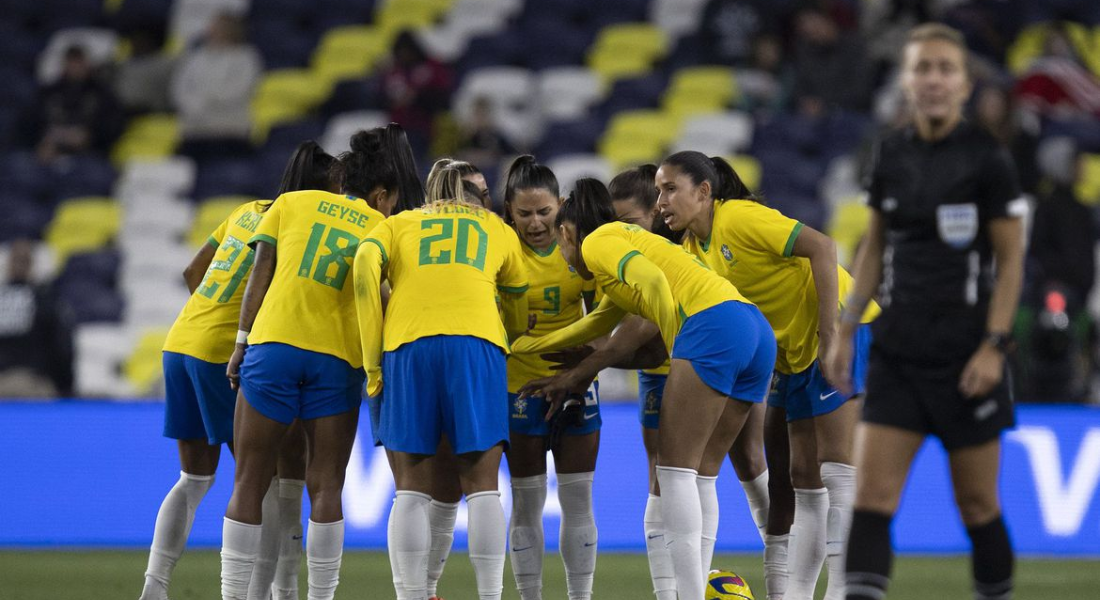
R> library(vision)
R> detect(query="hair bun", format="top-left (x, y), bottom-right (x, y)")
top-left (349, 129), bottom-right (383, 154)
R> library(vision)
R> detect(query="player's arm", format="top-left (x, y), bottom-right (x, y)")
top-left (182, 242), bottom-right (217, 294)
top-left (354, 238), bottom-right (387, 396)
top-left (500, 290), bottom-right (529, 343)
top-left (541, 314), bottom-right (665, 383)
top-left (617, 253), bottom-right (678, 355)
top-left (497, 224), bottom-right (531, 342)
top-left (512, 300), bottom-right (627, 354)
top-left (227, 241), bottom-right (276, 389)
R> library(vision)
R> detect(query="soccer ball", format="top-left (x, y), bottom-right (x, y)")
top-left (705, 569), bottom-right (755, 600)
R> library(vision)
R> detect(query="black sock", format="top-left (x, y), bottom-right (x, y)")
top-left (967, 515), bottom-right (1014, 600)
top-left (845, 509), bottom-right (893, 600)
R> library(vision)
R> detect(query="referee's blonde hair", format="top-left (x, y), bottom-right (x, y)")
top-left (905, 23), bottom-right (971, 75)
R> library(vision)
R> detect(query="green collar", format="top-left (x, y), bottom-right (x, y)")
top-left (525, 239), bottom-right (557, 257)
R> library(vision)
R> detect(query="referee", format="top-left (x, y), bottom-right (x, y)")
top-left (825, 24), bottom-right (1026, 600)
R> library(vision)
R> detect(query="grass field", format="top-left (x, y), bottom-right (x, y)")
top-left (1, 551), bottom-right (1096, 599)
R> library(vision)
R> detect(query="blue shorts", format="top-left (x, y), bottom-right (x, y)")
top-left (671, 301), bottom-right (776, 403)
top-left (638, 371), bottom-right (666, 430)
top-left (509, 381), bottom-right (601, 437)
top-left (381, 335), bottom-right (508, 455)
top-left (366, 392), bottom-right (383, 447)
top-left (769, 324), bottom-right (873, 422)
top-left (163, 352), bottom-right (236, 445)
top-left (239, 343), bottom-right (365, 425)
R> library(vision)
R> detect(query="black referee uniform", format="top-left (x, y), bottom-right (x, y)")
top-left (862, 121), bottom-right (1026, 450)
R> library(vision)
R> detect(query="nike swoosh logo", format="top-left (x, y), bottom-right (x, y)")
top-left (583, 542), bottom-right (596, 547)
top-left (513, 546), bottom-right (532, 552)
top-left (819, 391), bottom-right (838, 401)
top-left (647, 534), bottom-right (663, 540)
top-left (584, 411), bottom-right (598, 420)
top-left (292, 535), bottom-right (303, 540)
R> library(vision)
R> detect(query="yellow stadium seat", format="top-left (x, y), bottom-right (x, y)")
top-left (588, 23), bottom-right (668, 82)
top-left (124, 327), bottom-right (171, 393)
top-left (726, 154), bottom-right (762, 193)
top-left (588, 53), bottom-right (657, 82)
top-left (667, 66), bottom-right (738, 105)
top-left (110, 114), bottom-right (180, 166)
top-left (1008, 22), bottom-right (1100, 77)
top-left (188, 196), bottom-right (258, 248)
top-left (376, 0), bottom-right (449, 38)
top-left (1075, 153), bottom-right (1100, 206)
top-left (251, 69), bottom-right (333, 142)
top-left (45, 197), bottom-right (122, 263)
top-left (600, 137), bottom-right (666, 170)
top-left (827, 198), bottom-right (871, 268)
top-left (312, 26), bottom-right (390, 83)
top-left (663, 96), bottom-right (725, 121)
top-left (603, 110), bottom-right (683, 146)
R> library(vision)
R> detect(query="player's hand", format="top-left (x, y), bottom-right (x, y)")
top-left (542, 345), bottom-right (596, 371)
top-left (226, 344), bottom-right (246, 391)
top-left (527, 314), bottom-right (538, 333)
top-left (823, 334), bottom-right (853, 397)
top-left (546, 393), bottom-right (585, 451)
top-left (959, 345), bottom-right (1004, 399)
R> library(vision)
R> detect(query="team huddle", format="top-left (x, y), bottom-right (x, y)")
top-left (141, 24), bottom-right (1024, 600)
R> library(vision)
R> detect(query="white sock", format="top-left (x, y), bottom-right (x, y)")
top-left (221, 518), bottom-right (262, 600)
top-left (141, 471), bottom-right (214, 600)
top-left (248, 479), bottom-right (280, 600)
top-left (388, 498), bottom-right (410, 600)
top-left (306, 519), bottom-right (344, 600)
top-left (740, 471), bottom-right (771, 543)
top-left (786, 488), bottom-right (829, 599)
top-left (392, 491), bottom-right (432, 600)
top-left (656, 466), bottom-right (704, 600)
top-left (643, 495), bottom-right (677, 600)
top-left (509, 474), bottom-right (547, 600)
top-left (821, 462), bottom-right (856, 600)
top-left (558, 472), bottom-right (597, 600)
top-left (467, 490), bottom-right (506, 600)
top-left (764, 533), bottom-right (789, 600)
top-left (427, 500), bottom-right (459, 597)
top-left (697, 475), bottom-right (719, 577)
top-left (273, 478), bottom-right (305, 600)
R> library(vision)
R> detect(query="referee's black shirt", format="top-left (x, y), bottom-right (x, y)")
top-left (865, 121), bottom-right (1026, 362)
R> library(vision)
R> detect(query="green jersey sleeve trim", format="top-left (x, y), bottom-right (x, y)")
top-left (206, 236), bottom-right (220, 249)
top-left (362, 238), bottom-right (388, 266)
top-left (498, 284), bottom-right (529, 294)
top-left (617, 250), bottom-right (642, 282)
top-left (782, 222), bottom-right (804, 258)
top-left (249, 233), bottom-right (277, 248)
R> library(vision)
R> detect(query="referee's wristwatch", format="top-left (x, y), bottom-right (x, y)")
top-left (983, 332), bottom-right (1014, 354)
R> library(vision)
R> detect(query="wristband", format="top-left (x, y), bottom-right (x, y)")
top-left (984, 332), bottom-right (1013, 354)
top-left (236, 330), bottom-right (249, 345)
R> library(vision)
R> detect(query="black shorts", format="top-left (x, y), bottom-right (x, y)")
top-left (862, 346), bottom-right (1015, 451)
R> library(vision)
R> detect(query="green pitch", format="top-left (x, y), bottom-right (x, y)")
top-left (0, 551), bottom-right (1096, 599)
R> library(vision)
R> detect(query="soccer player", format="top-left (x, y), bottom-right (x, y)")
top-left (825, 24), bottom-right (1024, 600)
top-left (499, 156), bottom-right (600, 600)
top-left (354, 166), bottom-right (529, 600)
top-left (140, 141), bottom-right (337, 600)
top-left (656, 151), bottom-right (878, 600)
top-left (219, 124), bottom-right (424, 600)
top-left (518, 166), bottom-right (771, 600)
top-left (429, 157), bottom-right (492, 209)
top-left (512, 178), bottom-right (776, 600)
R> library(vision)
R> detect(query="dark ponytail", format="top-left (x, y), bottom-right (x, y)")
top-left (609, 163), bottom-right (682, 243)
top-left (555, 177), bottom-right (615, 239)
top-left (660, 151), bottom-right (759, 203)
top-left (503, 154), bottom-right (559, 224)
top-left (336, 123), bottom-right (425, 214)
top-left (267, 141), bottom-right (336, 211)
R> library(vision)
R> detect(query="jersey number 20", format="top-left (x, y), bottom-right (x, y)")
top-left (418, 218), bottom-right (489, 271)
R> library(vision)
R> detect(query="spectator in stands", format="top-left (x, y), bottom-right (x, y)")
top-left (457, 96), bottom-right (515, 177)
top-left (735, 33), bottom-right (794, 115)
top-left (1015, 24), bottom-right (1100, 121)
top-left (381, 30), bottom-right (453, 161)
top-left (975, 85), bottom-right (1040, 195)
top-left (696, 0), bottom-right (788, 67)
top-left (25, 45), bottom-right (124, 164)
top-left (114, 28), bottom-right (176, 115)
top-left (171, 11), bottom-right (262, 160)
top-left (0, 240), bottom-right (74, 398)
top-left (792, 6), bottom-right (872, 115)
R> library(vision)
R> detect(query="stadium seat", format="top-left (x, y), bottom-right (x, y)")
top-left (673, 111), bottom-right (754, 157)
top-left (375, 0), bottom-right (452, 40)
top-left (122, 196), bottom-right (193, 241)
top-left (250, 19), bottom-right (317, 70)
top-left (44, 197), bottom-right (121, 264)
top-left (454, 66), bottom-right (540, 148)
top-left (110, 114), bottom-right (181, 166)
top-left (122, 327), bottom-right (172, 394)
top-left (548, 154), bottom-right (614, 192)
top-left (114, 157), bottom-right (197, 201)
top-left (168, 0), bottom-right (249, 52)
top-left (1076, 153), bottom-right (1100, 205)
top-left (312, 26), bottom-right (390, 85)
top-left (75, 324), bottom-right (135, 396)
top-left (321, 110), bottom-right (390, 156)
top-left (191, 157), bottom-right (263, 200)
top-left (0, 193), bottom-right (53, 242)
top-left (649, 0), bottom-right (709, 41)
top-left (37, 28), bottom-right (118, 83)
top-left (827, 198), bottom-right (870, 266)
top-left (251, 69), bottom-right (334, 143)
top-left (522, 19), bottom-right (592, 70)
top-left (537, 67), bottom-right (606, 123)
top-left (52, 155), bottom-right (117, 200)
top-left (665, 66), bottom-right (738, 107)
top-left (726, 154), bottom-right (762, 194)
top-left (587, 23), bottom-right (668, 83)
top-left (188, 196), bottom-right (255, 247)
top-left (601, 110), bottom-right (682, 148)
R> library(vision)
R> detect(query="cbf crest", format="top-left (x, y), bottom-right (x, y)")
top-left (936, 203), bottom-right (978, 249)
top-left (513, 396), bottom-right (528, 416)
top-left (721, 244), bottom-right (734, 261)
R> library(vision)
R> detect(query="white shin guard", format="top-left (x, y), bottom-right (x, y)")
top-left (697, 475), bottom-right (719, 577)
top-left (821, 462), bottom-right (856, 600)
top-left (509, 474), bottom-right (547, 600)
top-left (558, 472), bottom-right (597, 600)
top-left (739, 470), bottom-right (771, 543)
top-left (467, 490), bottom-right (506, 600)
top-left (305, 519), bottom-right (344, 600)
top-left (427, 500), bottom-right (459, 598)
top-left (786, 488), bottom-right (829, 599)
top-left (391, 491), bottom-right (432, 600)
top-left (656, 466), bottom-right (704, 600)
top-left (141, 471), bottom-right (215, 600)
top-left (221, 518), bottom-right (262, 600)
top-left (643, 495), bottom-right (678, 600)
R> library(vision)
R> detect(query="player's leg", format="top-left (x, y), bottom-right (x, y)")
top-left (456, 444), bottom-right (508, 600)
top-left (269, 421), bottom-right (307, 600)
top-left (639, 374), bottom-right (676, 600)
top-left (948, 439), bottom-right (1013, 600)
top-left (844, 423), bottom-right (923, 600)
top-left (728, 402), bottom-right (770, 541)
top-left (697, 403), bottom-right (749, 576)
top-left (763, 404), bottom-right (793, 600)
top-left (553, 428), bottom-right (600, 600)
top-left (391, 450), bottom-right (438, 600)
top-left (813, 400), bottom-right (861, 600)
top-left (505, 431), bottom-right (549, 600)
top-left (786, 416), bottom-right (827, 600)
top-left (426, 438), bottom-right (462, 600)
top-left (300, 408), bottom-right (360, 600)
top-left (141, 353), bottom-right (221, 600)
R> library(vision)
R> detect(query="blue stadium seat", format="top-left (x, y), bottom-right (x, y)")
top-left (39, 0), bottom-right (106, 31)
top-left (0, 152), bottom-right (54, 201)
top-left (522, 19), bottom-right (591, 70)
top-left (265, 118), bottom-right (329, 153)
top-left (250, 20), bottom-right (317, 70)
top-left (0, 24), bottom-right (45, 71)
top-left (58, 280), bottom-right (125, 323)
top-left (58, 249), bottom-right (120, 289)
top-left (594, 73), bottom-right (668, 121)
top-left (192, 158), bottom-right (264, 201)
top-left (458, 31), bottom-right (527, 77)
top-left (52, 156), bottom-right (117, 200)
top-left (320, 77), bottom-right (384, 117)
top-left (537, 117), bottom-right (606, 159)
top-left (111, 0), bottom-right (173, 32)
top-left (248, 0), bottom-right (317, 25)
top-left (0, 192), bottom-right (53, 241)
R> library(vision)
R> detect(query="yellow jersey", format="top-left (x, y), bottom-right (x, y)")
top-left (582, 222), bottom-right (751, 354)
top-left (683, 199), bottom-right (878, 374)
top-left (506, 241), bottom-right (596, 392)
top-left (164, 200), bottom-right (266, 363)
top-left (247, 191), bottom-right (384, 368)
